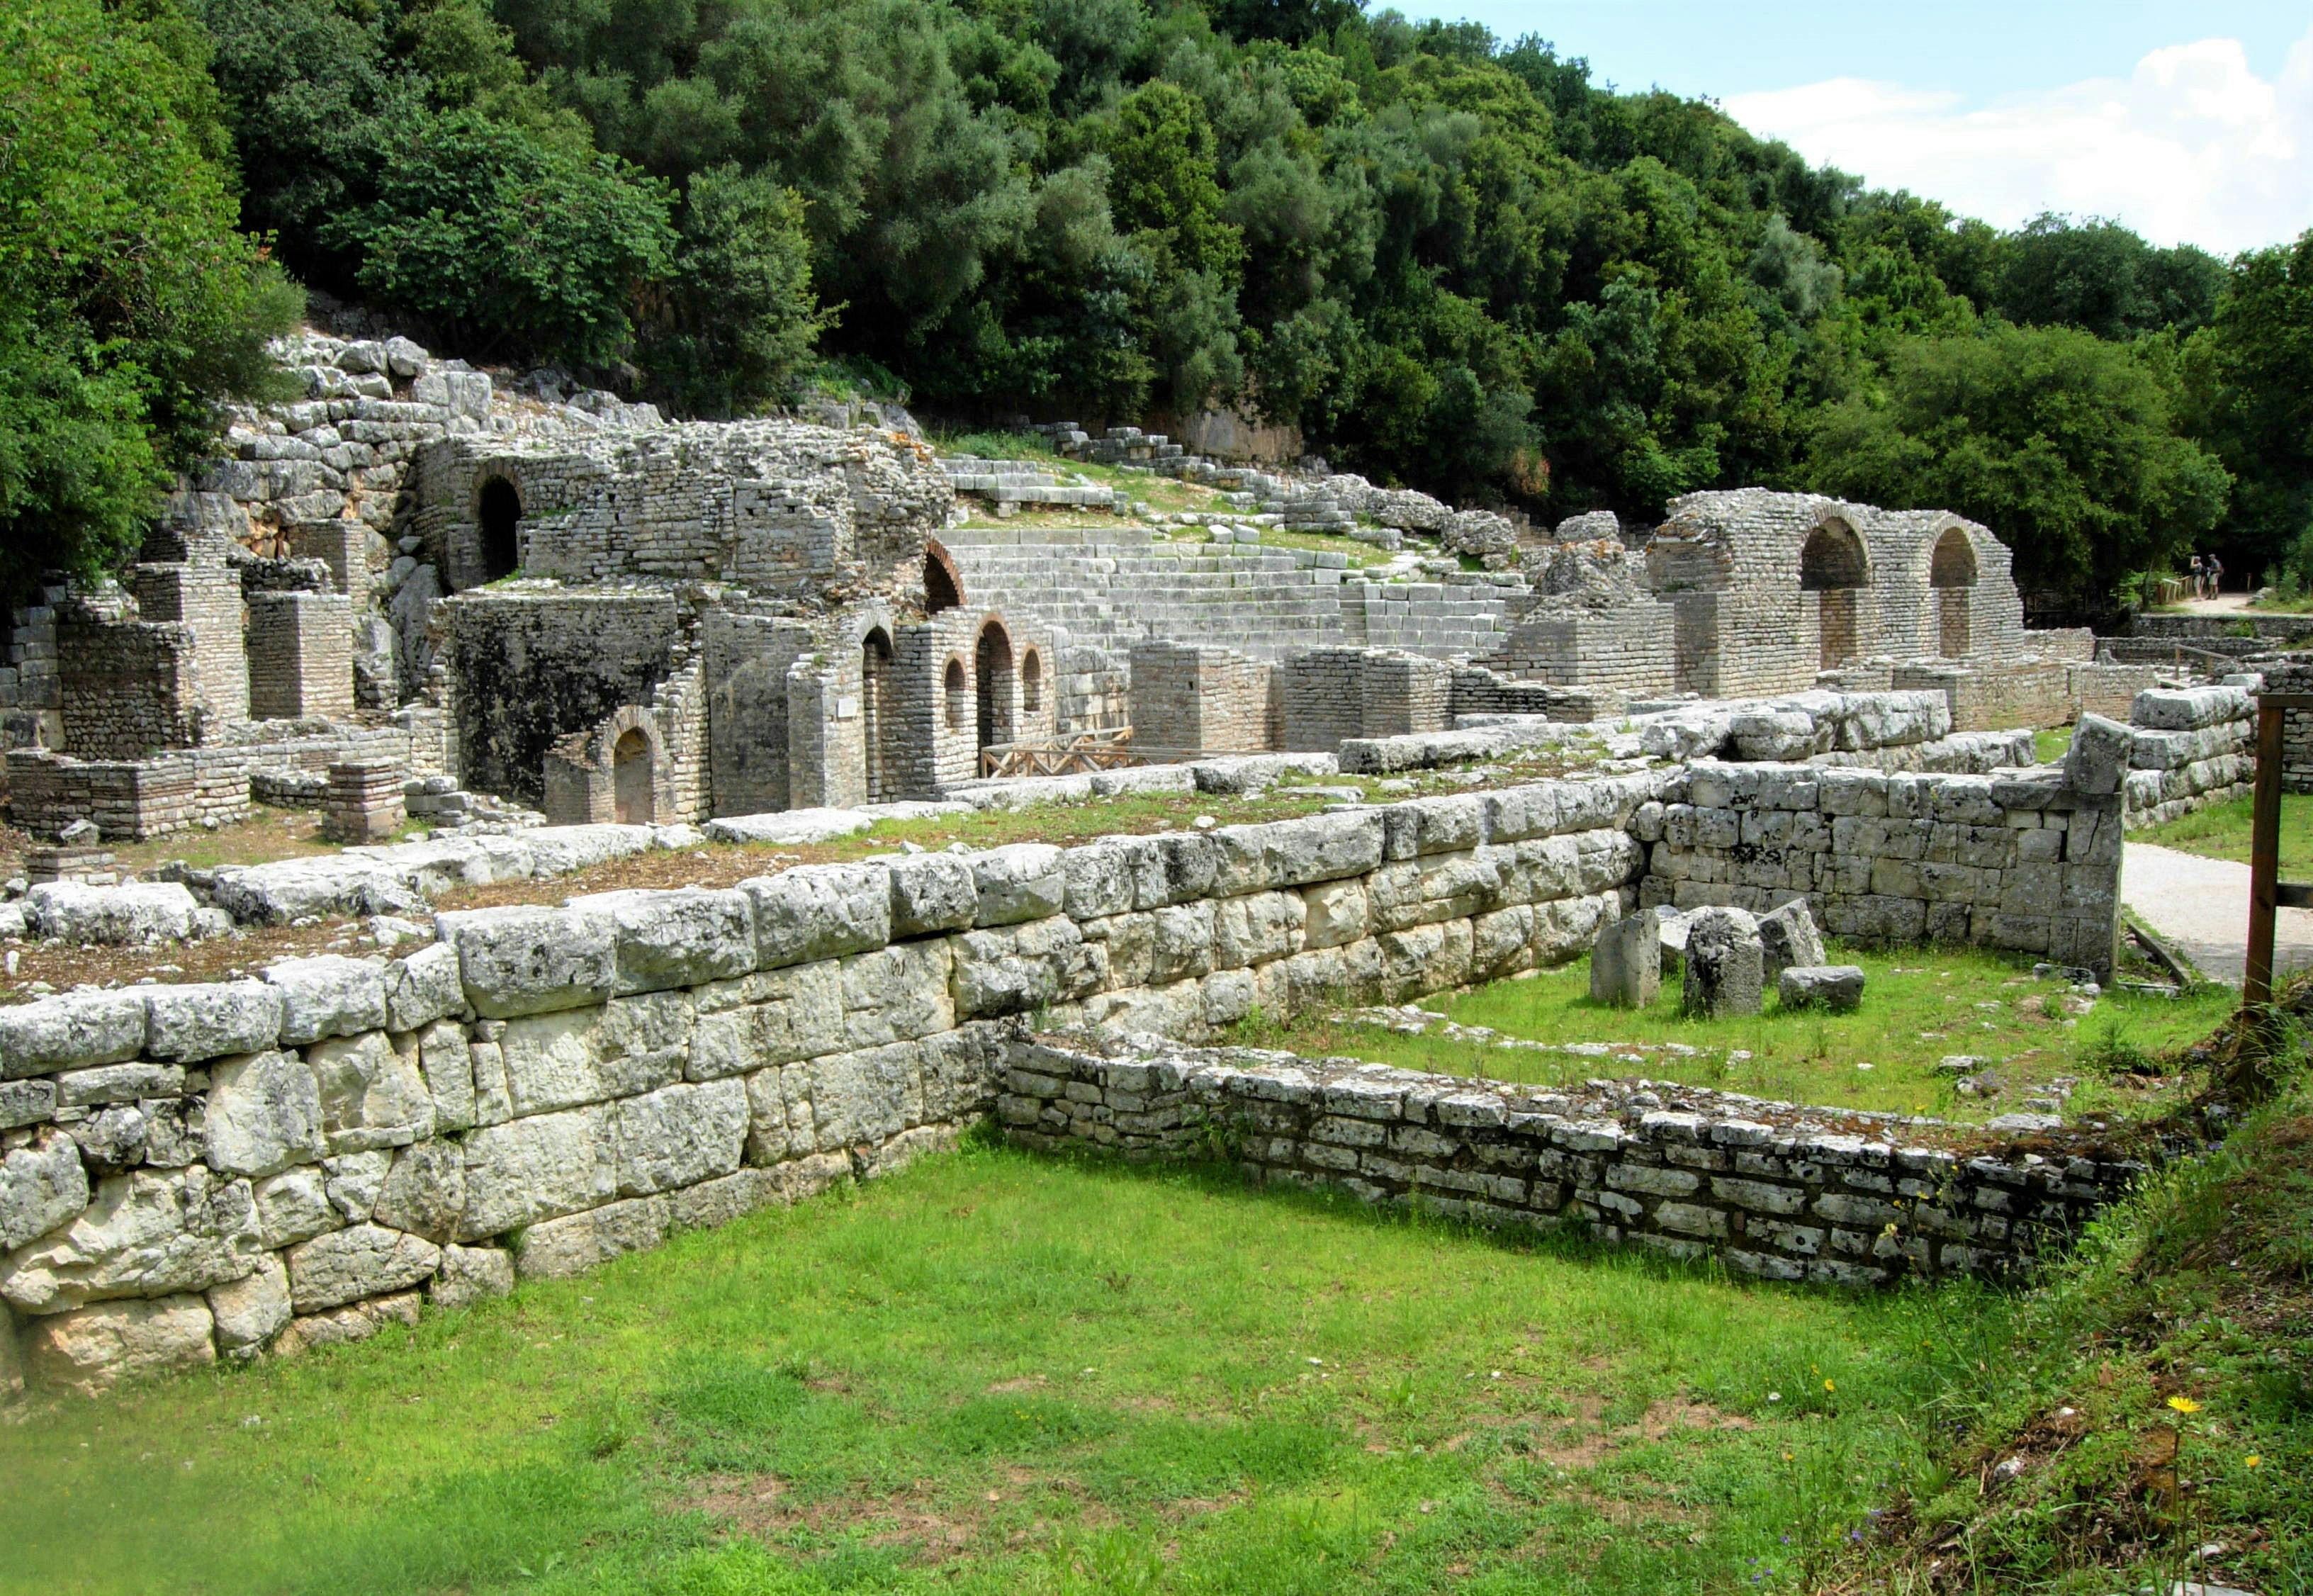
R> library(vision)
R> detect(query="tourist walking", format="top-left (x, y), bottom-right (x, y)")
top-left (2207, 553), bottom-right (2223, 597)
top-left (2190, 552), bottom-right (2207, 599)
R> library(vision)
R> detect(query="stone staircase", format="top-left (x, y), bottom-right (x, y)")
top-left (937, 454), bottom-right (1125, 514)
top-left (943, 525), bottom-right (1530, 662)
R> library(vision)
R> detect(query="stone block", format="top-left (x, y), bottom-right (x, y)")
top-left (512, 1194), bottom-right (670, 1279)
top-left (740, 863), bottom-right (890, 968)
top-left (385, 942), bottom-right (468, 1031)
top-left (266, 956), bottom-right (390, 1045)
top-left (1682, 906), bottom-right (1764, 1018)
top-left (1778, 965), bottom-right (1866, 1013)
top-left (2063, 714), bottom-right (2132, 797)
top-left (612, 1079), bottom-right (748, 1196)
top-left (145, 982), bottom-right (285, 1063)
top-left (23, 1294), bottom-right (215, 1394)
top-left (886, 854), bottom-right (978, 937)
top-left (1, 1166), bottom-right (262, 1315)
top-left (0, 990), bottom-right (147, 1079)
top-left (307, 1030), bottom-right (434, 1153)
top-left (285, 1223), bottom-right (442, 1313)
top-left (0, 1130), bottom-right (89, 1252)
top-left (372, 1140), bottom-right (466, 1242)
top-left (203, 1050), bottom-right (325, 1177)
top-left (436, 904), bottom-right (617, 1018)
top-left (207, 1252), bottom-right (292, 1355)
top-left (456, 1106), bottom-right (617, 1241)
top-left (25, 882), bottom-right (201, 945)
top-left (431, 1244), bottom-right (515, 1309)
top-left (1756, 899), bottom-right (1827, 980)
top-left (569, 887), bottom-right (755, 994)
top-left (970, 843), bottom-right (1067, 926)
top-left (1589, 911), bottom-right (1660, 1008)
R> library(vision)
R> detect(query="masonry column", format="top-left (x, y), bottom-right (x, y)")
top-left (246, 591), bottom-right (355, 720)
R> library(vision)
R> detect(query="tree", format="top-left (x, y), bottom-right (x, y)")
top-left (323, 110), bottom-right (677, 364)
top-left (641, 167), bottom-right (834, 414)
top-left (1806, 324), bottom-right (2229, 601)
top-left (2183, 230), bottom-right (2313, 577)
top-left (0, 0), bottom-right (298, 601)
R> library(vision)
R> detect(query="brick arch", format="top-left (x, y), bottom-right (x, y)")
top-left (1929, 524), bottom-right (1979, 588)
top-left (1799, 517), bottom-right (1869, 590)
top-left (923, 539), bottom-right (965, 614)
top-left (544, 703), bottom-right (667, 825)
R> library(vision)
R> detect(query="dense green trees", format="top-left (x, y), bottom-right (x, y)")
top-left (7, 0), bottom-right (2307, 612)
top-left (0, 0), bottom-right (298, 596)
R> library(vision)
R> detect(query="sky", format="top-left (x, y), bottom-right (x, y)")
top-left (1388, 1), bottom-right (2313, 254)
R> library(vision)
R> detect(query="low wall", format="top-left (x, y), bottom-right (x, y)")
top-left (2132, 612), bottom-right (2313, 646)
top-left (2122, 687), bottom-right (2253, 828)
top-left (0, 757), bottom-right (2127, 1397)
top-left (1003, 1035), bottom-right (2147, 1286)
top-left (1639, 760), bottom-right (2122, 974)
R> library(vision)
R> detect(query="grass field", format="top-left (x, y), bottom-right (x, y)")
top-left (1, 1139), bottom-right (2028, 1596)
top-left (1237, 945), bottom-right (2233, 1124)
top-left (2139, 791), bottom-right (2313, 876)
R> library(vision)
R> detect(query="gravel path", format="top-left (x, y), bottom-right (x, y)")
top-left (2122, 841), bottom-right (2313, 986)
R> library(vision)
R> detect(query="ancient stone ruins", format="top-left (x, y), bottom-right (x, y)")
top-left (0, 327), bottom-right (2270, 1395)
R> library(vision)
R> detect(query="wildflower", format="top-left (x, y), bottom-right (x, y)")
top-left (2167, 1395), bottom-right (2202, 1415)
top-left (1767, 1390), bottom-right (1782, 1403)
top-left (1824, 1378), bottom-right (1836, 1393)
top-left (2246, 1454), bottom-right (2261, 1468)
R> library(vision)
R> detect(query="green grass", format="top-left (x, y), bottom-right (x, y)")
top-left (1, 1140), bottom-right (2032, 1596)
top-left (2139, 792), bottom-right (2313, 876)
top-left (1235, 945), bottom-right (2233, 1124)
top-left (2034, 726), bottom-right (2075, 765)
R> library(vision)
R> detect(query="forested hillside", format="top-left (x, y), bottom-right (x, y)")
top-left (8, 0), bottom-right (2311, 613)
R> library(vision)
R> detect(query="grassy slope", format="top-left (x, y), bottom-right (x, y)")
top-left (4, 1139), bottom-right (2021, 1596)
top-left (1239, 945), bottom-right (2233, 1124)
top-left (1842, 1076), bottom-right (2313, 1594)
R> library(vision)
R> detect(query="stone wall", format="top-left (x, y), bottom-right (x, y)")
top-left (1, 753), bottom-right (2134, 1395)
top-left (1003, 1035), bottom-right (2146, 1286)
top-left (57, 610), bottom-right (206, 759)
top-left (1479, 605), bottom-right (1677, 696)
top-left (2123, 687), bottom-right (2253, 828)
top-left (1892, 659), bottom-right (2073, 732)
top-left (1279, 649), bottom-right (1452, 752)
top-left (130, 564), bottom-right (248, 727)
top-left (442, 589), bottom-right (683, 807)
top-left (1638, 760), bottom-right (2123, 976)
top-left (2071, 663), bottom-right (2161, 722)
top-left (2260, 663), bottom-right (2313, 795)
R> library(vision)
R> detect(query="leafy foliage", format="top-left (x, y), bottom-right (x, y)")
top-left (0, 0), bottom-right (298, 596)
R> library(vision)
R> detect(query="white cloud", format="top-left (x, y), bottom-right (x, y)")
top-left (1724, 27), bottom-right (2313, 254)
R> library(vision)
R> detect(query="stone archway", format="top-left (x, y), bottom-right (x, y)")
top-left (944, 658), bottom-right (968, 732)
top-left (975, 620), bottom-right (1014, 763)
top-left (478, 476), bottom-right (522, 584)
top-left (1800, 518), bottom-right (1868, 669)
top-left (924, 541), bottom-right (964, 614)
top-left (1930, 525), bottom-right (1978, 659)
top-left (612, 726), bottom-right (654, 824)
top-left (862, 626), bottom-right (894, 803)
top-left (1020, 648), bottom-right (1042, 719)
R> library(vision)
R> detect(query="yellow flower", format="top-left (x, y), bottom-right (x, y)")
top-left (2167, 1395), bottom-right (2202, 1415)
top-left (2246, 1454), bottom-right (2261, 1468)
top-left (1824, 1378), bottom-right (1837, 1393)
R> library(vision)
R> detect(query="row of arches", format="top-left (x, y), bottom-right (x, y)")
top-left (1799, 521), bottom-right (1979, 668)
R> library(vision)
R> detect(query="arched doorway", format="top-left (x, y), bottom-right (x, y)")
top-left (862, 627), bottom-right (894, 802)
top-left (1799, 519), bottom-right (1868, 669)
top-left (612, 727), bottom-right (653, 824)
top-left (1020, 648), bottom-right (1042, 719)
top-left (1929, 526), bottom-right (1978, 659)
top-left (975, 621), bottom-right (1014, 765)
top-left (478, 477), bottom-right (522, 583)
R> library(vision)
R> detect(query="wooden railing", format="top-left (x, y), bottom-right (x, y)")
top-left (979, 728), bottom-right (1144, 779)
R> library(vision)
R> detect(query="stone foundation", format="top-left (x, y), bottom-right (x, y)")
top-left (1002, 1035), bottom-right (2146, 1285)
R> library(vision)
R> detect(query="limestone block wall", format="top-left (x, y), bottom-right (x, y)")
top-left (1054, 644), bottom-right (1129, 737)
top-left (2071, 663), bottom-right (2161, 722)
top-left (247, 592), bottom-right (355, 721)
top-left (0, 777), bottom-right (1677, 1394)
top-left (1279, 649), bottom-right (1452, 752)
top-left (1003, 1037), bottom-right (2146, 1286)
top-left (2123, 687), bottom-right (2253, 827)
top-left (2261, 663), bottom-right (2313, 794)
top-left (1638, 761), bottom-right (2122, 976)
top-left (704, 610), bottom-right (815, 814)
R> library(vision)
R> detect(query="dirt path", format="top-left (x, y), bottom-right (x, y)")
top-left (2122, 841), bottom-right (2313, 986)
